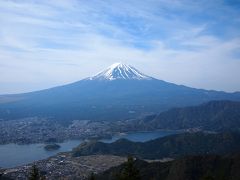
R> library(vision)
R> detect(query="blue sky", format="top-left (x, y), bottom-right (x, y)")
top-left (0, 0), bottom-right (240, 94)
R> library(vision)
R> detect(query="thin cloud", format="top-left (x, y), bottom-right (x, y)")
top-left (0, 0), bottom-right (239, 93)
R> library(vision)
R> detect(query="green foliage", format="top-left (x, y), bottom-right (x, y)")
top-left (28, 165), bottom-right (46, 180)
top-left (115, 156), bottom-right (141, 180)
top-left (44, 143), bottom-right (60, 151)
top-left (97, 154), bottom-right (240, 180)
top-left (88, 172), bottom-right (96, 180)
top-left (28, 165), bottom-right (40, 180)
top-left (201, 175), bottom-right (215, 180)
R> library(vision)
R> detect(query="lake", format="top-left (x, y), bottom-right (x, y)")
top-left (0, 140), bottom-right (82, 168)
top-left (0, 130), bottom-right (179, 168)
top-left (101, 130), bottom-right (179, 143)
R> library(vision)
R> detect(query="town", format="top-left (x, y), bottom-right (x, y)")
top-left (1, 153), bottom-right (126, 179)
top-left (0, 117), bottom-right (143, 145)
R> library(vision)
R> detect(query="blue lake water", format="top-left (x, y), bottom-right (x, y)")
top-left (0, 130), bottom-right (179, 168)
top-left (101, 130), bottom-right (179, 143)
top-left (0, 140), bottom-right (82, 168)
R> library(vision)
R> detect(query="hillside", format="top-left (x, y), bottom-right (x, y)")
top-left (96, 153), bottom-right (240, 180)
top-left (146, 100), bottom-right (240, 131)
top-left (72, 132), bottom-right (240, 159)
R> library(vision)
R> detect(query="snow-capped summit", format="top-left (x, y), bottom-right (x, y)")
top-left (89, 63), bottom-right (153, 80)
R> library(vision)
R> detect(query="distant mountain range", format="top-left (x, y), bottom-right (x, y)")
top-left (137, 100), bottom-right (240, 132)
top-left (72, 132), bottom-right (240, 159)
top-left (0, 63), bottom-right (240, 122)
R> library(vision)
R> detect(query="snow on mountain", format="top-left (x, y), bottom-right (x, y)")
top-left (88, 63), bottom-right (153, 80)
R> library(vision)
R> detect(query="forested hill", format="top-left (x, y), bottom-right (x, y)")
top-left (96, 153), bottom-right (240, 180)
top-left (141, 100), bottom-right (240, 131)
top-left (73, 132), bottom-right (240, 159)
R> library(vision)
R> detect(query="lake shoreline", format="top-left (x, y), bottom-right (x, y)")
top-left (0, 130), bottom-right (181, 168)
top-left (0, 129), bottom-right (184, 145)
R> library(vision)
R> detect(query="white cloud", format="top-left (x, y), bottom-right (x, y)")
top-left (0, 0), bottom-right (239, 94)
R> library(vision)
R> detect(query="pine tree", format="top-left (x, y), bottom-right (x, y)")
top-left (89, 172), bottom-right (96, 180)
top-left (28, 165), bottom-right (40, 180)
top-left (118, 156), bottom-right (141, 180)
top-left (201, 175), bottom-right (215, 180)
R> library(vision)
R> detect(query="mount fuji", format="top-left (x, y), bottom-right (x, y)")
top-left (0, 63), bottom-right (240, 122)
top-left (88, 63), bottom-right (153, 80)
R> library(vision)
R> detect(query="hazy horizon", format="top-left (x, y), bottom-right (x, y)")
top-left (0, 0), bottom-right (240, 94)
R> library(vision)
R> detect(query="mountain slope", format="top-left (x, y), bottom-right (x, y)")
top-left (72, 132), bottom-right (240, 159)
top-left (97, 154), bottom-right (240, 180)
top-left (0, 63), bottom-right (240, 122)
top-left (146, 100), bottom-right (240, 131)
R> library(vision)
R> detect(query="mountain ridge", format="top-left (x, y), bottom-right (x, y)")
top-left (144, 100), bottom-right (240, 131)
top-left (0, 63), bottom-right (240, 122)
top-left (72, 131), bottom-right (240, 159)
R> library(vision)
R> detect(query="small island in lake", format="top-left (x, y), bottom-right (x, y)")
top-left (44, 144), bottom-right (61, 151)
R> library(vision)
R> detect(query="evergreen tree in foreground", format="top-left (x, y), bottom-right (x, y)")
top-left (88, 172), bottom-right (96, 180)
top-left (28, 165), bottom-right (40, 180)
top-left (116, 156), bottom-right (141, 180)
